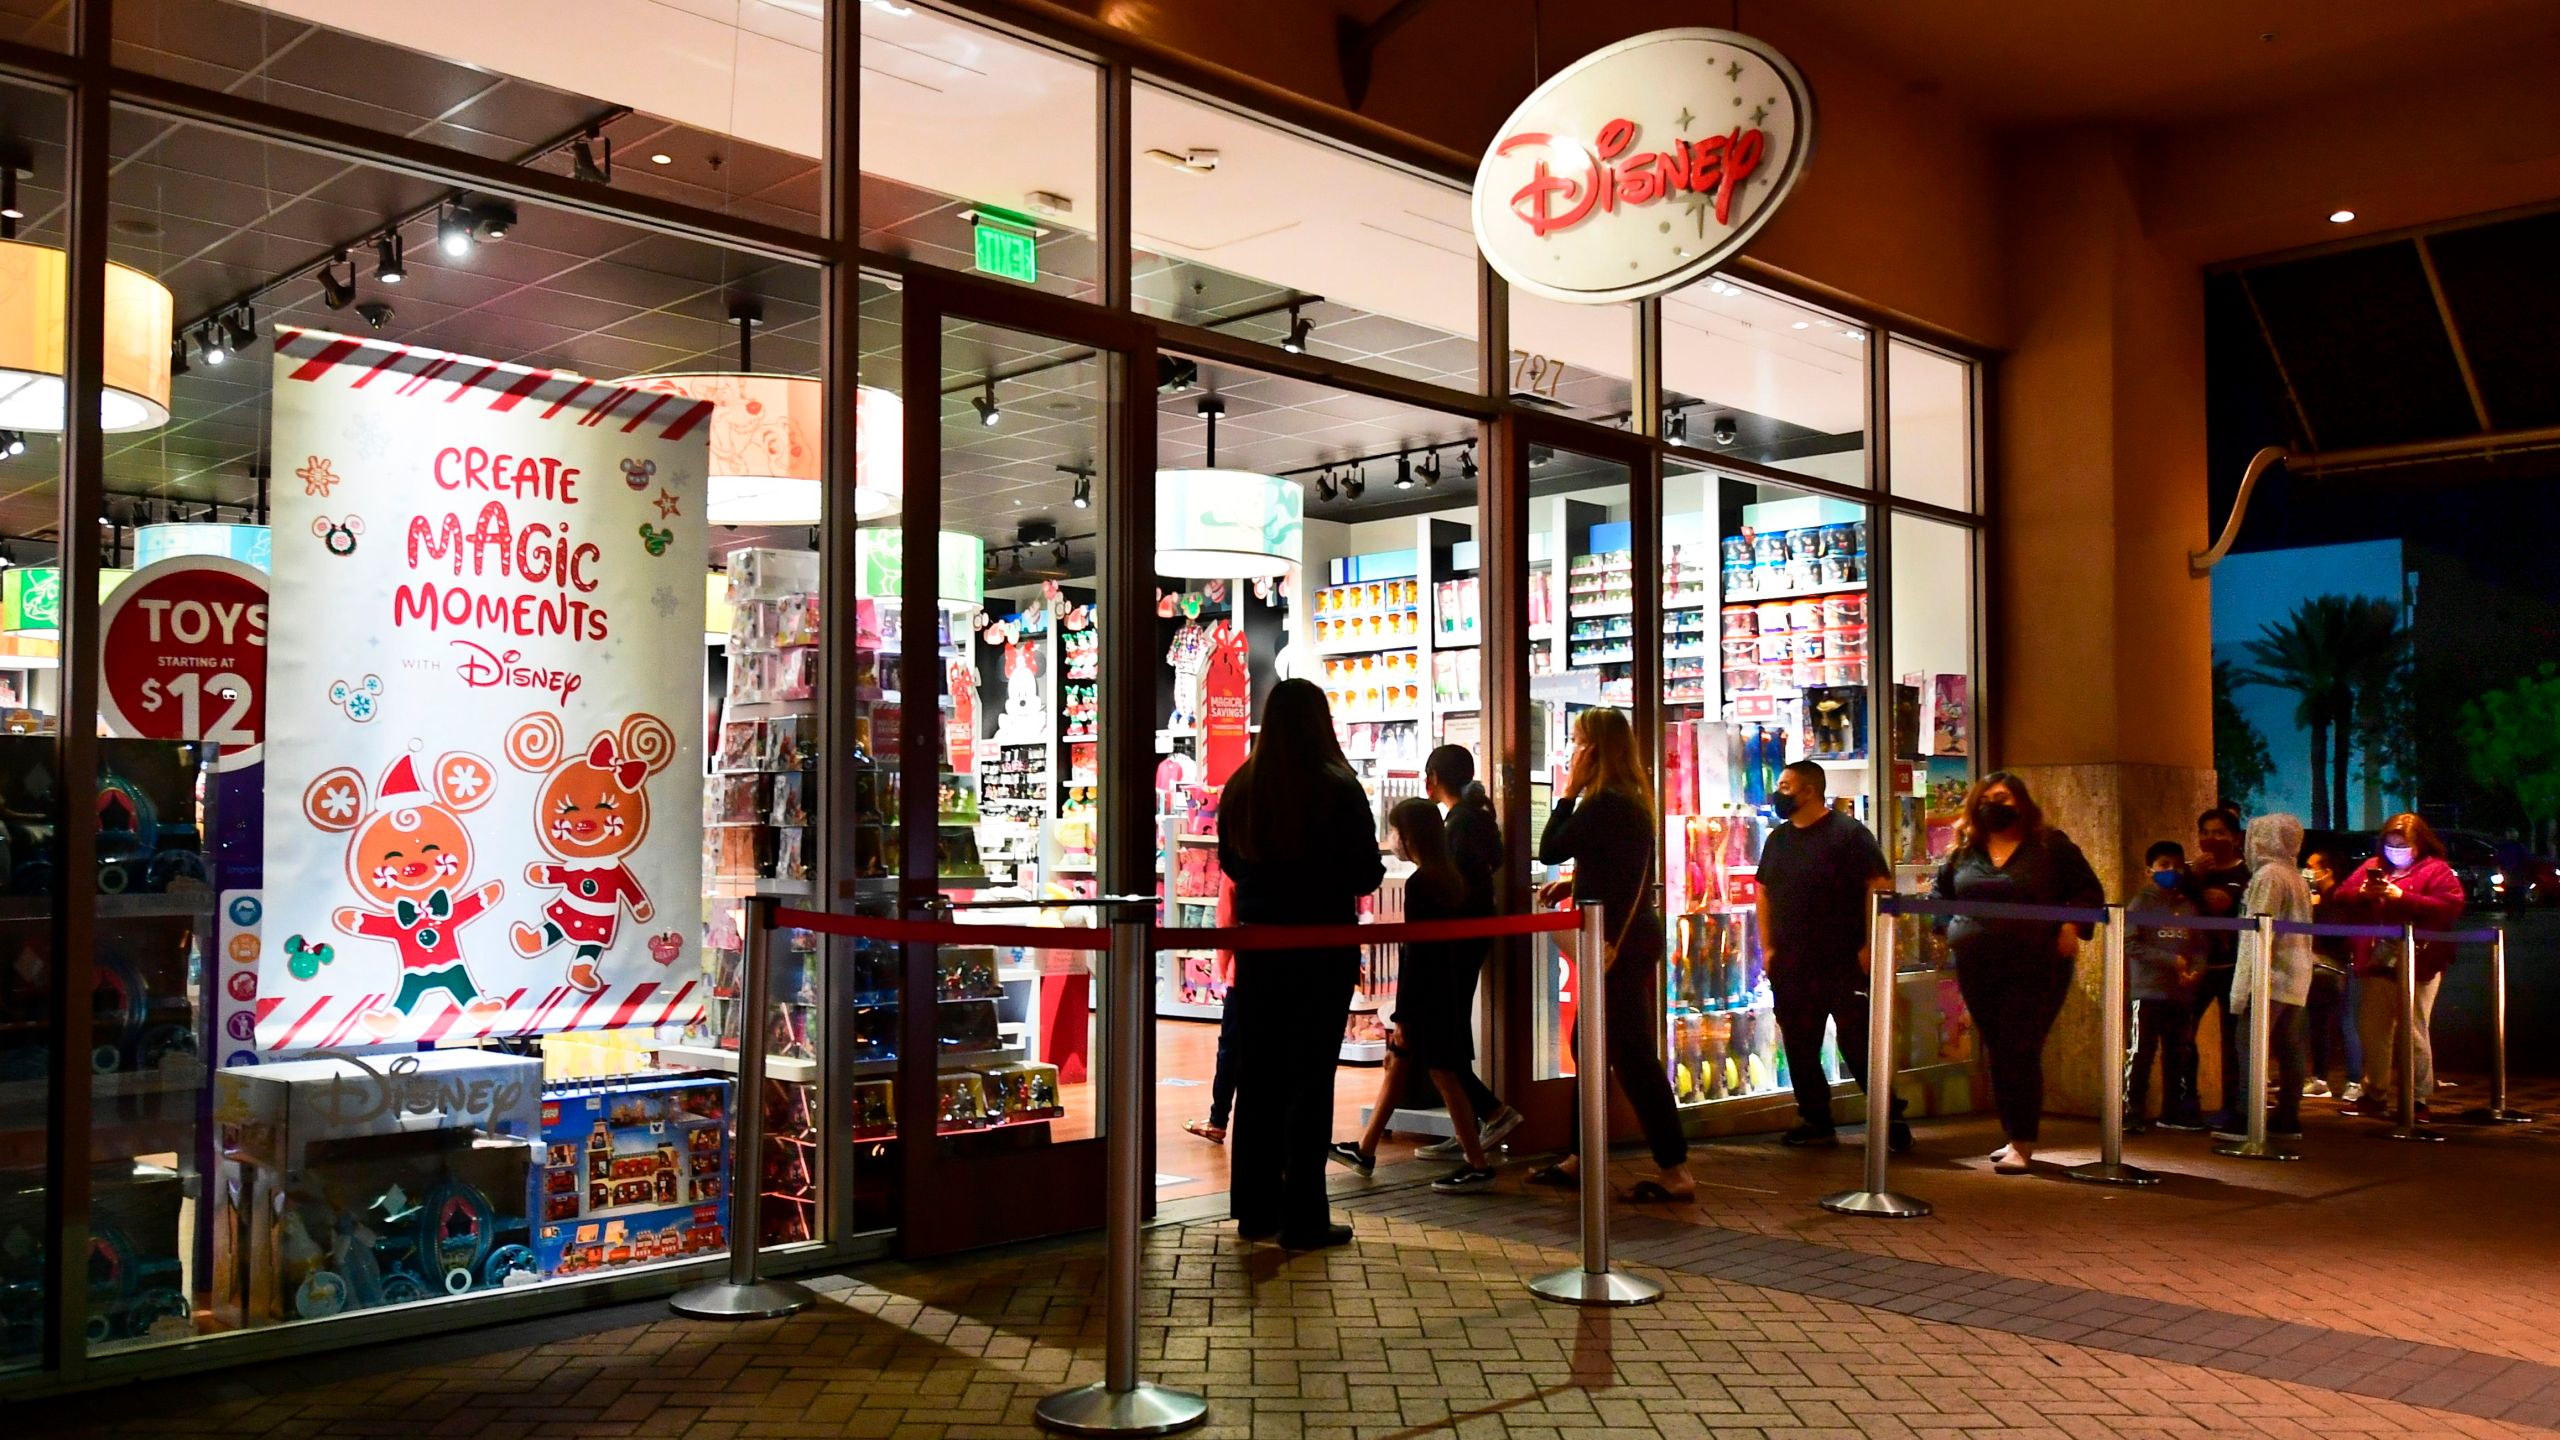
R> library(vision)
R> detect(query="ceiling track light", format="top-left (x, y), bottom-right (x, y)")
top-left (169, 335), bottom-right (189, 377)
top-left (375, 229), bottom-right (406, 284)
top-left (1418, 449), bottom-right (1442, 486)
top-left (1341, 464), bottom-right (1366, 500)
top-left (222, 305), bottom-right (257, 354)
top-left (972, 379), bottom-right (1001, 428)
top-left (196, 320), bottom-right (227, 367)
top-left (1051, 539), bottom-right (1070, 567)
top-left (571, 127), bottom-right (613, 185)
top-left (1314, 467), bottom-right (1338, 504)
top-left (438, 202), bottom-right (473, 258)
top-left (1394, 452), bottom-right (1415, 489)
top-left (471, 198), bottom-right (517, 244)
top-left (1281, 301), bottom-right (1313, 355)
top-left (0, 164), bottom-right (20, 239)
top-left (1666, 407), bottom-right (1688, 444)
top-left (1460, 443), bottom-right (1478, 481)
top-left (0, 430), bottom-right (23, 458)
top-left (355, 300), bottom-right (396, 331)
top-left (1712, 415), bottom-right (1739, 446)
top-left (318, 249), bottom-right (357, 310)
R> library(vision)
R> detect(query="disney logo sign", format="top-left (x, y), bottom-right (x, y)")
top-left (307, 1048), bottom-right (529, 1128)
top-left (1473, 28), bottom-right (1813, 305)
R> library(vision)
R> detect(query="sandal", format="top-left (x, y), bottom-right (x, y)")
top-left (1526, 1164), bottom-right (1578, 1190)
top-left (1183, 1119), bottom-right (1226, 1145)
top-left (1627, 1180), bottom-right (1695, 1204)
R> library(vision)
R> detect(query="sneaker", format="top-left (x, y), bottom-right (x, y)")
top-left (2302, 1078), bottom-right (2332, 1099)
top-left (2156, 1113), bottom-right (2208, 1133)
top-left (2124, 1117), bottom-right (2156, 1136)
top-left (1781, 1123), bottom-right (1840, 1148)
top-left (1480, 1106), bottom-right (1526, 1148)
top-left (2341, 1081), bottom-right (2366, 1103)
top-left (1430, 1166), bottom-right (1498, 1193)
top-left (1889, 1120), bottom-right (1914, 1155)
top-left (1416, 1135), bottom-right (1466, 1160)
top-left (1325, 1142), bottom-right (1374, 1176)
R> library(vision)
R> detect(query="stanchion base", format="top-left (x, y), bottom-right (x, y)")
top-left (2066, 1160), bottom-right (2161, 1186)
top-left (2457, 1108), bottom-right (2535, 1125)
top-left (2379, 1127), bottom-right (2448, 1143)
top-left (2209, 1141), bottom-right (2301, 1161)
top-left (1818, 1189), bottom-right (1933, 1219)
top-left (1034, 1383), bottom-right (1209, 1437)
top-left (669, 1277), bottom-right (818, 1320)
top-left (1526, 1267), bottom-right (1663, 1306)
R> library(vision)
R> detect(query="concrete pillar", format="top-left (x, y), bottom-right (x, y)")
top-left (1993, 132), bottom-right (2219, 1115)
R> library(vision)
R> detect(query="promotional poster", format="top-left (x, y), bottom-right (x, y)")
top-left (256, 327), bottom-right (711, 1050)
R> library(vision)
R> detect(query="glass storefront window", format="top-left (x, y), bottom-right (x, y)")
top-left (1885, 513), bottom-right (1976, 871)
top-left (1132, 84), bottom-right (1477, 384)
top-left (1889, 340), bottom-right (1974, 511)
top-left (1509, 291), bottom-right (1635, 425)
top-left (85, 110), bottom-right (830, 1352)
top-left (114, 0), bottom-right (828, 234)
top-left (1661, 460), bottom-right (1874, 1112)
top-left (1663, 276), bottom-right (1867, 486)
top-left (861, 7), bottom-right (1100, 298)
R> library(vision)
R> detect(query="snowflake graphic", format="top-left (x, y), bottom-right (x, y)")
top-left (317, 781), bottom-right (359, 820)
top-left (649, 585), bottom-right (679, 618)
top-left (444, 761), bottom-right (487, 799)
top-left (297, 456), bottom-right (341, 497)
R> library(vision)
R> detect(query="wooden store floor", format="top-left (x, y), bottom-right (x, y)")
top-left (1051, 1016), bottom-right (1421, 1204)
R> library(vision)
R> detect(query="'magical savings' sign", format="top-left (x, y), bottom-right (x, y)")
top-left (1473, 29), bottom-right (1814, 305)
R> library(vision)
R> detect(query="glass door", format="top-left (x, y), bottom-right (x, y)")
top-left (891, 273), bottom-right (1151, 1255)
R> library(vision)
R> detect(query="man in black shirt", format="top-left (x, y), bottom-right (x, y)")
top-left (2185, 807), bottom-right (2252, 1131)
top-left (1754, 760), bottom-right (1906, 1150)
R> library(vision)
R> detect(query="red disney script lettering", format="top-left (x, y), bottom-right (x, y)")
top-left (1499, 118), bottom-right (1765, 239)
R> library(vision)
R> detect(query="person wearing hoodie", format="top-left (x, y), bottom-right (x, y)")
top-left (2124, 841), bottom-right (2206, 1132)
top-left (2228, 813), bottom-right (2314, 1139)
top-left (2324, 812), bottom-right (2468, 1124)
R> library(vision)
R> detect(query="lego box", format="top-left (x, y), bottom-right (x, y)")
top-left (534, 1075), bottom-right (731, 1276)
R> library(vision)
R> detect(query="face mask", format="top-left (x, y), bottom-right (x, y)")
top-left (1977, 801), bottom-right (2019, 834)
top-left (2382, 843), bottom-right (2415, 869)
top-left (2150, 869), bottom-right (2183, 892)
top-left (1769, 792), bottom-right (1801, 819)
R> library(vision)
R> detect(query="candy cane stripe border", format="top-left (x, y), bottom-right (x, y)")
top-left (274, 324), bottom-right (712, 442)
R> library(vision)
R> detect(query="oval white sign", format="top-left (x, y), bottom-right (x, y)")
top-left (1473, 29), bottom-right (1815, 305)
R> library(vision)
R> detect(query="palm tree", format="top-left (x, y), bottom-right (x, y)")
top-left (2332, 596), bottom-right (2410, 826)
top-left (2238, 597), bottom-right (2354, 829)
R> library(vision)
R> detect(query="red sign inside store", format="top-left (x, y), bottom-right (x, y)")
top-left (99, 555), bottom-right (270, 751)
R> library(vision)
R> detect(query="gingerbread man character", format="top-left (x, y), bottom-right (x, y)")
top-left (303, 750), bottom-right (506, 1037)
top-left (505, 712), bottom-right (674, 994)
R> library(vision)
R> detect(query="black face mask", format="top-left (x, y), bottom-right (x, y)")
top-left (1770, 791), bottom-right (1801, 820)
top-left (1978, 801), bottom-right (2020, 834)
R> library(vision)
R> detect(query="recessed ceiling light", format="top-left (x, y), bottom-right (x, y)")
top-left (2328, 209), bottom-right (2356, 224)
top-left (1790, 321), bottom-right (1808, 330)
top-left (650, 153), bottom-right (673, 166)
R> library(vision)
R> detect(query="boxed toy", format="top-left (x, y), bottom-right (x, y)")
top-left (533, 1075), bottom-right (731, 1276)
top-left (0, 1162), bottom-right (187, 1358)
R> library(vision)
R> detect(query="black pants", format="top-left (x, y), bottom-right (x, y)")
top-left (2232, 1001), bottom-right (2307, 1130)
top-left (1769, 961), bottom-right (1899, 1130)
top-left (2304, 968), bottom-right (2346, 1085)
top-left (1566, 954), bottom-right (1689, 1169)
top-left (1954, 946), bottom-right (2074, 1143)
top-left (2189, 965), bottom-right (2242, 1115)
top-left (2127, 996), bottom-right (2198, 1122)
top-left (1227, 949), bottom-right (1358, 1238)
top-left (1451, 940), bottom-right (1503, 1119)
top-left (1206, 996), bottom-right (1240, 1130)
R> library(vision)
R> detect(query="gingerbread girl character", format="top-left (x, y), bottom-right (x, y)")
top-left (303, 750), bottom-right (507, 1037)
top-left (505, 712), bottom-right (674, 993)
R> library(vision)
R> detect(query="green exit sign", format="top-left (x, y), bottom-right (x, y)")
top-left (973, 220), bottom-right (1038, 284)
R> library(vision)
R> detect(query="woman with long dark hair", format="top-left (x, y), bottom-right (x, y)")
top-left (2325, 811), bottom-right (2466, 1124)
top-left (1931, 771), bottom-right (2106, 1172)
top-left (1529, 706), bottom-right (1696, 1203)
top-left (1219, 678), bottom-right (1385, 1249)
top-left (1330, 798), bottom-right (1498, 1192)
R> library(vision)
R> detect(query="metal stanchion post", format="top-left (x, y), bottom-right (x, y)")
top-left (2461, 927), bottom-right (2533, 1125)
top-left (1819, 896), bottom-right (1931, 1218)
top-left (1528, 905), bottom-right (1663, 1307)
top-left (2382, 923), bottom-right (2444, 1143)
top-left (2215, 915), bottom-right (2297, 1161)
top-left (1037, 918), bottom-right (1208, 1436)
top-left (673, 894), bottom-right (818, 1319)
top-left (2071, 906), bottom-right (2158, 1185)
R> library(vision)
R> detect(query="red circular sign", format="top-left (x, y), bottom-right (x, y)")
top-left (100, 556), bottom-right (269, 750)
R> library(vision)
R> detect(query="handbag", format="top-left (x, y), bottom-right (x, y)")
top-left (1563, 846), bottom-right (1651, 973)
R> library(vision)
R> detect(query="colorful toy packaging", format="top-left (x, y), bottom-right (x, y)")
top-left (533, 1075), bottom-right (731, 1276)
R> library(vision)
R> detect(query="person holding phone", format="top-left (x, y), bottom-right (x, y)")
top-left (2325, 813), bottom-right (2466, 1123)
top-left (1527, 707), bottom-right (1695, 1203)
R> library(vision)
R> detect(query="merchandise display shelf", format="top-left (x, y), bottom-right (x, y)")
top-left (653, 1043), bottom-right (820, 1086)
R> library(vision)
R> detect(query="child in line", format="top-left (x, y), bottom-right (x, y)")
top-left (1330, 798), bottom-right (1497, 1193)
top-left (2125, 840), bottom-right (2206, 1132)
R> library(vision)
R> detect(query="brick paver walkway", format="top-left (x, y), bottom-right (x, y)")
top-left (22, 1077), bottom-right (2559, 1439)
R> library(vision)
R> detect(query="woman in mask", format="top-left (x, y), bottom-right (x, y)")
top-left (1931, 771), bottom-right (2107, 1172)
top-left (2324, 813), bottom-right (2466, 1124)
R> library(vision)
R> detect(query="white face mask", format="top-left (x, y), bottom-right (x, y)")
top-left (2382, 843), bottom-right (2416, 869)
